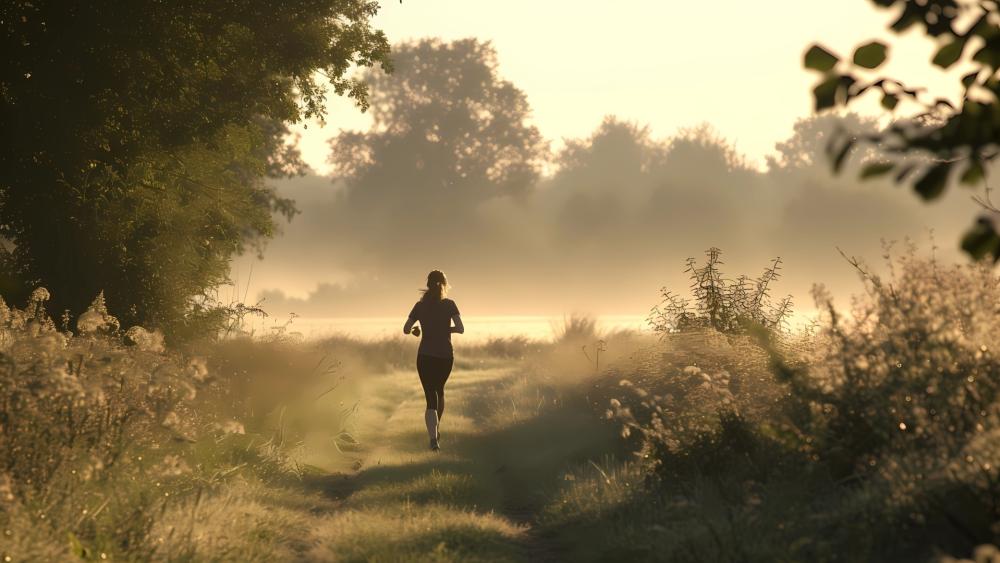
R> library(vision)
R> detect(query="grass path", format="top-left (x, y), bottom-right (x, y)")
top-left (292, 364), bottom-right (618, 562)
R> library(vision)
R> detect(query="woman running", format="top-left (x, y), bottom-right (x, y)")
top-left (403, 270), bottom-right (464, 451)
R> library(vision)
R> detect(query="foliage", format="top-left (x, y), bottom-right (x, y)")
top-left (776, 248), bottom-right (1000, 482)
top-left (0, 289), bottom-right (204, 559)
top-left (571, 248), bottom-right (1000, 561)
top-left (0, 0), bottom-right (391, 335)
top-left (803, 0), bottom-right (1000, 261)
top-left (330, 38), bottom-right (548, 212)
top-left (0, 289), bottom-right (356, 560)
top-left (648, 247), bottom-right (793, 335)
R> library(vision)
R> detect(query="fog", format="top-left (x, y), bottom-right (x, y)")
top-left (232, 39), bottom-right (979, 322)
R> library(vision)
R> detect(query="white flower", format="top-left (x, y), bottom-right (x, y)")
top-left (124, 326), bottom-right (165, 353)
top-left (76, 293), bottom-right (120, 335)
top-left (76, 310), bottom-right (105, 334)
top-left (29, 287), bottom-right (50, 303)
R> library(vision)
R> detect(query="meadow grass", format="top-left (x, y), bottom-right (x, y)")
top-left (0, 289), bottom-right (616, 561)
top-left (5, 249), bottom-right (1000, 561)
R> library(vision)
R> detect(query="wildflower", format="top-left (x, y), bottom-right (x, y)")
top-left (124, 326), bottom-right (165, 353)
top-left (29, 287), bottom-right (50, 303)
top-left (76, 292), bottom-right (120, 335)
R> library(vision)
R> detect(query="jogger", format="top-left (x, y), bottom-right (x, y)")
top-left (403, 270), bottom-right (464, 451)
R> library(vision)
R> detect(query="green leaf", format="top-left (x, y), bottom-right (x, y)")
top-left (913, 162), bottom-right (952, 200)
top-left (853, 41), bottom-right (888, 69)
top-left (961, 218), bottom-right (1000, 261)
top-left (960, 159), bottom-right (985, 185)
top-left (932, 38), bottom-right (967, 69)
top-left (860, 162), bottom-right (895, 179)
top-left (881, 93), bottom-right (899, 110)
top-left (804, 45), bottom-right (839, 72)
top-left (813, 76), bottom-right (840, 111)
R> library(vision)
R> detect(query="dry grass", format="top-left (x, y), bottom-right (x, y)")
top-left (308, 504), bottom-right (526, 562)
top-left (0, 289), bottom-right (608, 561)
top-left (9, 247), bottom-right (997, 561)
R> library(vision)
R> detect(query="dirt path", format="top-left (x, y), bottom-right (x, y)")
top-left (295, 364), bottom-right (618, 561)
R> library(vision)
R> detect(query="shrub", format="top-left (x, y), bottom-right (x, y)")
top-left (555, 313), bottom-right (598, 343)
top-left (0, 289), bottom-right (206, 558)
top-left (592, 247), bottom-right (1000, 560)
top-left (648, 247), bottom-right (793, 335)
top-left (0, 289), bottom-right (324, 560)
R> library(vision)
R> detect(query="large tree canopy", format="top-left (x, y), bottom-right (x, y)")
top-left (330, 38), bottom-right (547, 212)
top-left (0, 0), bottom-right (390, 334)
top-left (803, 0), bottom-right (1000, 261)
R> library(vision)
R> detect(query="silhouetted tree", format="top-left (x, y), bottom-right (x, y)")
top-left (330, 38), bottom-right (547, 214)
top-left (803, 0), bottom-right (1000, 261)
top-left (547, 118), bottom-right (662, 242)
top-left (0, 1), bottom-right (390, 334)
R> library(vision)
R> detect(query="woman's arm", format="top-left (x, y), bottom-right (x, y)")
top-left (450, 314), bottom-right (464, 334)
top-left (403, 317), bottom-right (417, 335)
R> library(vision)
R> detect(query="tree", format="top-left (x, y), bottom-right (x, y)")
top-left (1, 0), bottom-right (390, 334)
top-left (803, 0), bottom-right (1000, 261)
top-left (330, 38), bottom-right (547, 213)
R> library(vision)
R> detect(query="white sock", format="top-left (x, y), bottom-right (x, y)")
top-left (425, 409), bottom-right (439, 441)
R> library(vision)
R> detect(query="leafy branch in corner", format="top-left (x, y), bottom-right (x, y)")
top-left (804, 0), bottom-right (1000, 262)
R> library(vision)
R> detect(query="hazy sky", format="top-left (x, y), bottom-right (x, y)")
top-left (229, 1), bottom-right (980, 322)
top-left (294, 0), bottom-right (964, 175)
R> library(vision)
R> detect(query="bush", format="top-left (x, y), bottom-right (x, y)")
top-left (581, 248), bottom-right (1000, 561)
top-left (555, 313), bottom-right (598, 343)
top-left (648, 247), bottom-right (793, 335)
top-left (0, 289), bottom-right (206, 558)
top-left (0, 289), bottom-right (329, 560)
top-left (779, 252), bottom-right (1000, 478)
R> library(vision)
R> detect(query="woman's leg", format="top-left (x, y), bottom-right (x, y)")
top-left (417, 355), bottom-right (438, 411)
top-left (434, 356), bottom-right (454, 420)
top-left (416, 355), bottom-right (440, 445)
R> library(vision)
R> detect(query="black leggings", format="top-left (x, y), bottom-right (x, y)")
top-left (417, 354), bottom-right (453, 418)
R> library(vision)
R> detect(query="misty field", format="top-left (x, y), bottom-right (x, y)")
top-left (2, 249), bottom-right (999, 562)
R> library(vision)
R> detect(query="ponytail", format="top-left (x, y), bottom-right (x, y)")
top-left (420, 270), bottom-right (448, 302)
